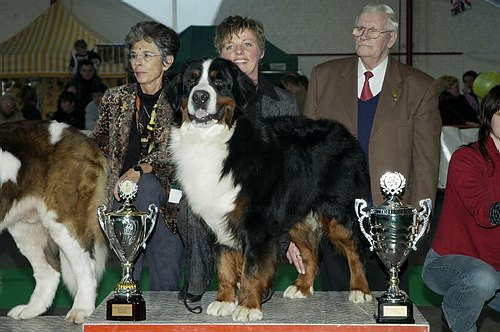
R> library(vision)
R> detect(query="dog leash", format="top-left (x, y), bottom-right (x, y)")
top-left (180, 203), bottom-right (275, 314)
top-left (181, 204), bottom-right (203, 314)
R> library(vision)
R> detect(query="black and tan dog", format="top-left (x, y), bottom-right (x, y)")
top-left (169, 58), bottom-right (373, 322)
top-left (0, 120), bottom-right (107, 323)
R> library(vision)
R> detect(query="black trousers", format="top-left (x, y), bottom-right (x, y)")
top-left (319, 239), bottom-right (409, 293)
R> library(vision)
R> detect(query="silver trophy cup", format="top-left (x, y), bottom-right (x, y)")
top-left (355, 172), bottom-right (431, 324)
top-left (98, 180), bottom-right (157, 321)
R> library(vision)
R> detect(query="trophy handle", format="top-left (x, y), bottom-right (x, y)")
top-left (412, 198), bottom-right (432, 250)
top-left (355, 199), bottom-right (374, 251)
top-left (141, 204), bottom-right (158, 249)
top-left (97, 204), bottom-right (109, 236)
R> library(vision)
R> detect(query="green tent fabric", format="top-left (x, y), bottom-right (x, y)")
top-left (170, 26), bottom-right (298, 75)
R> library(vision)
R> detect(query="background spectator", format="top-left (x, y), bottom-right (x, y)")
top-left (281, 73), bottom-right (308, 113)
top-left (68, 39), bottom-right (101, 75)
top-left (64, 59), bottom-right (104, 117)
top-left (53, 91), bottom-right (85, 129)
top-left (85, 83), bottom-right (108, 131)
top-left (437, 75), bottom-right (479, 126)
top-left (19, 85), bottom-right (41, 120)
top-left (0, 94), bottom-right (24, 124)
top-left (297, 74), bottom-right (309, 90)
top-left (462, 70), bottom-right (480, 117)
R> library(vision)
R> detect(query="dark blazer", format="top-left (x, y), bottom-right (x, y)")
top-left (304, 56), bottom-right (442, 208)
top-left (258, 75), bottom-right (300, 117)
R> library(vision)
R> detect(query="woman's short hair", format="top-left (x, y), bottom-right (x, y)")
top-left (214, 15), bottom-right (266, 55)
top-left (125, 21), bottom-right (180, 63)
top-left (437, 75), bottom-right (459, 94)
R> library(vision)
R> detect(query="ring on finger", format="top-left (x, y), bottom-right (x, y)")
top-left (296, 254), bottom-right (302, 259)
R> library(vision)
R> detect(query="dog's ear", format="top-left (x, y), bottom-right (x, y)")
top-left (166, 72), bottom-right (181, 109)
top-left (229, 61), bottom-right (259, 114)
top-left (166, 71), bottom-right (184, 126)
top-left (167, 58), bottom-right (197, 110)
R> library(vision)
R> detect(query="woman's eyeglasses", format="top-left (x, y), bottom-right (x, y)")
top-left (127, 52), bottom-right (161, 63)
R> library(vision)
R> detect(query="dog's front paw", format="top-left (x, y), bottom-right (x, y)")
top-left (65, 308), bottom-right (93, 324)
top-left (232, 305), bottom-right (263, 322)
top-left (207, 300), bottom-right (237, 316)
top-left (7, 304), bottom-right (45, 320)
top-left (349, 290), bottom-right (372, 303)
top-left (283, 285), bottom-right (313, 298)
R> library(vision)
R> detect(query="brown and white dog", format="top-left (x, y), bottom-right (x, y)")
top-left (169, 58), bottom-right (372, 322)
top-left (0, 120), bottom-right (108, 323)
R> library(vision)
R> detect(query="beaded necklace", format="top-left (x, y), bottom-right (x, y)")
top-left (135, 90), bottom-right (162, 156)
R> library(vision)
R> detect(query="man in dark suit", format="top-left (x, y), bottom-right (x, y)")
top-left (300, 3), bottom-right (442, 292)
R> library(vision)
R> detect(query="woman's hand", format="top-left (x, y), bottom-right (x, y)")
top-left (113, 168), bottom-right (141, 201)
top-left (286, 241), bottom-right (305, 274)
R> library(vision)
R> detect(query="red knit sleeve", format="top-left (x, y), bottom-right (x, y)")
top-left (447, 146), bottom-right (497, 228)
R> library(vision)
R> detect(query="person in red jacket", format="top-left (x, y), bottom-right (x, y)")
top-left (422, 85), bottom-right (500, 332)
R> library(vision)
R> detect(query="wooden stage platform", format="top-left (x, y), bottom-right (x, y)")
top-left (83, 291), bottom-right (430, 332)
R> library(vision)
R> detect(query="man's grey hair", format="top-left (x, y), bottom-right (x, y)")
top-left (355, 3), bottom-right (399, 32)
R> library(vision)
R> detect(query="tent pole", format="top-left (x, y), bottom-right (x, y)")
top-left (172, 0), bottom-right (178, 31)
top-left (406, 0), bottom-right (413, 66)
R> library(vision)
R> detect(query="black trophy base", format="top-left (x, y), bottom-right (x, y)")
top-left (375, 295), bottom-right (415, 324)
top-left (106, 294), bottom-right (146, 321)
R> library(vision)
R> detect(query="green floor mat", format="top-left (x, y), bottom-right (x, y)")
top-left (0, 265), bottom-right (440, 309)
top-left (409, 265), bottom-right (442, 306)
top-left (0, 267), bottom-right (146, 309)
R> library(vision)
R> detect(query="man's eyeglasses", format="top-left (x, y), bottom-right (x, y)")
top-left (352, 27), bottom-right (392, 39)
top-left (127, 52), bottom-right (161, 63)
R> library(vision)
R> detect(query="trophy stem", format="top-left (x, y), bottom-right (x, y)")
top-left (121, 261), bottom-right (134, 282)
top-left (116, 261), bottom-right (139, 296)
top-left (386, 266), bottom-right (404, 298)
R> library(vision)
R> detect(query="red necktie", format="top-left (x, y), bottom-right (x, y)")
top-left (361, 71), bottom-right (374, 101)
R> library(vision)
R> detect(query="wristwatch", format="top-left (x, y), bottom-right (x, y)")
top-left (490, 202), bottom-right (500, 226)
top-left (133, 164), bottom-right (144, 176)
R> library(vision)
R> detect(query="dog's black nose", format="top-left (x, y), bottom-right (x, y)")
top-left (192, 90), bottom-right (209, 106)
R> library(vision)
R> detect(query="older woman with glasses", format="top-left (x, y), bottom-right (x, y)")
top-left (92, 21), bottom-right (183, 291)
